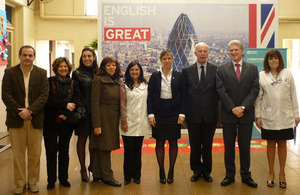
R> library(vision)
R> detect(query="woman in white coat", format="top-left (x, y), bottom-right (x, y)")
top-left (120, 61), bottom-right (152, 185)
top-left (255, 49), bottom-right (300, 188)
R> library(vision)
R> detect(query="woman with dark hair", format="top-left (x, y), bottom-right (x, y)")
top-left (255, 49), bottom-right (300, 188)
top-left (72, 47), bottom-right (98, 182)
top-left (147, 49), bottom-right (186, 184)
top-left (120, 61), bottom-right (151, 185)
top-left (44, 57), bottom-right (80, 190)
top-left (90, 56), bottom-right (123, 186)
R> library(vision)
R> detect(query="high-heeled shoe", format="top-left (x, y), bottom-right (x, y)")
top-left (279, 181), bottom-right (287, 188)
top-left (88, 165), bottom-right (93, 179)
top-left (159, 169), bottom-right (166, 184)
top-left (167, 169), bottom-right (174, 184)
top-left (80, 170), bottom-right (89, 182)
top-left (267, 180), bottom-right (274, 187)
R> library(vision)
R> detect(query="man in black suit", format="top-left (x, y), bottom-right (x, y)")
top-left (216, 40), bottom-right (259, 187)
top-left (182, 42), bottom-right (218, 183)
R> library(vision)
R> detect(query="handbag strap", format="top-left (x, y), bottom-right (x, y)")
top-left (66, 80), bottom-right (74, 101)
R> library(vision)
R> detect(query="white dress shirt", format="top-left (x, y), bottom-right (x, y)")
top-left (120, 82), bottom-right (152, 136)
top-left (255, 69), bottom-right (299, 130)
top-left (160, 67), bottom-right (172, 99)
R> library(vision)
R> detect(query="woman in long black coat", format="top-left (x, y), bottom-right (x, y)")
top-left (72, 47), bottom-right (98, 181)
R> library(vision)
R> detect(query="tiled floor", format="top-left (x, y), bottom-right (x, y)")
top-left (0, 132), bottom-right (300, 195)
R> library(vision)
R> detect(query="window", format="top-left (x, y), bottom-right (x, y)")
top-left (85, 0), bottom-right (98, 16)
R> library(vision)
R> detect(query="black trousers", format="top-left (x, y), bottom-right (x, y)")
top-left (43, 122), bottom-right (74, 184)
top-left (222, 122), bottom-right (253, 179)
top-left (122, 135), bottom-right (144, 181)
top-left (187, 122), bottom-right (216, 175)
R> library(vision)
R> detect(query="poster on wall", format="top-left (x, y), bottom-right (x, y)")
top-left (98, 0), bottom-right (278, 78)
top-left (0, 9), bottom-right (8, 65)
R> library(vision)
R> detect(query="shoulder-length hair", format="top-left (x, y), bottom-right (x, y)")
top-left (125, 61), bottom-right (147, 90)
top-left (52, 57), bottom-right (72, 76)
top-left (263, 49), bottom-right (285, 73)
top-left (78, 47), bottom-right (98, 74)
top-left (98, 56), bottom-right (122, 79)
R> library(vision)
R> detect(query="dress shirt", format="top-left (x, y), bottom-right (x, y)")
top-left (232, 60), bottom-right (243, 72)
top-left (160, 67), bottom-right (172, 99)
top-left (197, 61), bottom-right (207, 81)
top-left (120, 82), bottom-right (152, 136)
top-left (20, 66), bottom-right (33, 108)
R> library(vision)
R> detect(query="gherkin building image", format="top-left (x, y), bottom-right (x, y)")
top-left (167, 13), bottom-right (198, 71)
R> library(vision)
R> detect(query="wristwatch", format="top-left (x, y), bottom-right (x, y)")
top-left (241, 106), bottom-right (245, 110)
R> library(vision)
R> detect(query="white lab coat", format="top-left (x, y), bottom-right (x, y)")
top-left (255, 69), bottom-right (299, 130)
top-left (120, 82), bottom-right (152, 136)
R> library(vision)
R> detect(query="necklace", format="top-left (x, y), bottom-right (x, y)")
top-left (271, 72), bottom-right (278, 79)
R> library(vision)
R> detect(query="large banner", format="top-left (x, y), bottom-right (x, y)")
top-left (98, 0), bottom-right (278, 77)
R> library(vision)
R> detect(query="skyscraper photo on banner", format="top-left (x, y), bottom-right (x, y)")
top-left (98, 0), bottom-right (278, 79)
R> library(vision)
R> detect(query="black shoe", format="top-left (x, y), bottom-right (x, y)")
top-left (104, 179), bottom-right (121, 187)
top-left (221, 177), bottom-right (234, 186)
top-left (47, 183), bottom-right (55, 190)
top-left (167, 178), bottom-right (174, 184)
top-left (80, 170), bottom-right (89, 182)
top-left (133, 179), bottom-right (141, 184)
top-left (202, 173), bottom-right (213, 182)
top-left (60, 180), bottom-right (71, 187)
top-left (93, 177), bottom-right (103, 182)
top-left (124, 179), bottom-right (131, 185)
top-left (159, 169), bottom-right (166, 184)
top-left (242, 178), bottom-right (257, 188)
top-left (191, 173), bottom-right (201, 182)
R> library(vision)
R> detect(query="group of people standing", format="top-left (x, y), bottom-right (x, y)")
top-left (2, 39), bottom-right (299, 194)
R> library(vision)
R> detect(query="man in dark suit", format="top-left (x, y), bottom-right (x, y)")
top-left (2, 45), bottom-right (49, 194)
top-left (182, 42), bottom-right (218, 183)
top-left (216, 40), bottom-right (259, 187)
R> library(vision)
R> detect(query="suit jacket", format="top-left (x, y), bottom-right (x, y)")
top-left (182, 62), bottom-right (219, 124)
top-left (2, 64), bottom-right (49, 129)
top-left (147, 70), bottom-right (186, 115)
top-left (216, 61), bottom-right (259, 124)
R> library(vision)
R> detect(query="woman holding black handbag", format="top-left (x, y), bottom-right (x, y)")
top-left (43, 57), bottom-right (80, 190)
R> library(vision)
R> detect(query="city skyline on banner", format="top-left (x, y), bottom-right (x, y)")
top-left (98, 1), bottom-right (278, 76)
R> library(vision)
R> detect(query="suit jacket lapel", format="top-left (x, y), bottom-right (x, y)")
top-left (240, 61), bottom-right (249, 82)
top-left (227, 62), bottom-right (239, 83)
top-left (157, 71), bottom-right (162, 94)
top-left (204, 63), bottom-right (214, 90)
top-left (191, 63), bottom-right (201, 89)
top-left (28, 66), bottom-right (36, 94)
top-left (16, 65), bottom-right (25, 92)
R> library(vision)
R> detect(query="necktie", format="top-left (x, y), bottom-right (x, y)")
top-left (200, 65), bottom-right (205, 88)
top-left (235, 64), bottom-right (241, 82)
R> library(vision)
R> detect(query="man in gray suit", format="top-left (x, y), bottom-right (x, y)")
top-left (182, 42), bottom-right (218, 183)
top-left (216, 40), bottom-right (259, 187)
top-left (2, 45), bottom-right (49, 194)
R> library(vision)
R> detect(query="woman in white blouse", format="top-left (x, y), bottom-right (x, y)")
top-left (255, 49), bottom-right (300, 188)
top-left (120, 61), bottom-right (152, 185)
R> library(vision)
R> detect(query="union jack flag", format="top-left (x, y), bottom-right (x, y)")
top-left (249, 3), bottom-right (278, 48)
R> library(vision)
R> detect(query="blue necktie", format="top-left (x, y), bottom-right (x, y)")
top-left (200, 65), bottom-right (205, 88)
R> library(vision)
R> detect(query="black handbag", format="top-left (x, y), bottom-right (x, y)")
top-left (63, 80), bottom-right (87, 125)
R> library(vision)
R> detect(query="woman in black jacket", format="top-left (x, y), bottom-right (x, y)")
top-left (147, 49), bottom-right (186, 184)
top-left (72, 47), bottom-right (98, 182)
top-left (43, 57), bottom-right (80, 190)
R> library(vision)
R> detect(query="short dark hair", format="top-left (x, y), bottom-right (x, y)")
top-left (263, 49), bottom-right (285, 73)
top-left (52, 57), bottom-right (73, 76)
top-left (98, 56), bottom-right (122, 79)
top-left (125, 61), bottom-right (147, 90)
top-left (79, 47), bottom-right (98, 74)
top-left (19, 45), bottom-right (36, 56)
top-left (159, 49), bottom-right (173, 61)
